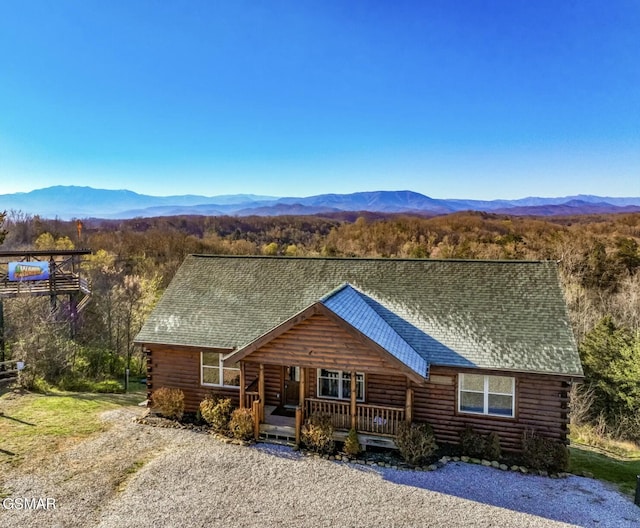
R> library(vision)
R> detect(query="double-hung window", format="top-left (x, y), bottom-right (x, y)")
top-left (201, 351), bottom-right (240, 388)
top-left (458, 373), bottom-right (514, 417)
top-left (317, 369), bottom-right (364, 401)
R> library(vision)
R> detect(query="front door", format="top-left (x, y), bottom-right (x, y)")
top-left (283, 366), bottom-right (300, 407)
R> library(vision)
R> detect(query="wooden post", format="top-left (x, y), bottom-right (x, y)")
top-left (405, 384), bottom-right (414, 423)
top-left (0, 299), bottom-right (5, 368)
top-left (299, 367), bottom-right (306, 420)
top-left (295, 406), bottom-right (302, 446)
top-left (239, 362), bottom-right (246, 409)
top-left (252, 399), bottom-right (261, 440)
top-left (258, 363), bottom-right (265, 422)
top-left (350, 370), bottom-right (357, 430)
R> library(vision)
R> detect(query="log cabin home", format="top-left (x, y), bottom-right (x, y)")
top-left (135, 255), bottom-right (583, 451)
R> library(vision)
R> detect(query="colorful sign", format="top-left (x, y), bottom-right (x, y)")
top-left (8, 262), bottom-right (50, 281)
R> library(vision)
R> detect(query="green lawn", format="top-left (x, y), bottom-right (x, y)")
top-left (0, 388), bottom-right (146, 467)
top-left (570, 445), bottom-right (640, 497)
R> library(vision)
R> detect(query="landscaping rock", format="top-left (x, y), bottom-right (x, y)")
top-left (490, 461), bottom-right (500, 468)
top-left (499, 464), bottom-right (509, 471)
top-left (481, 460), bottom-right (492, 467)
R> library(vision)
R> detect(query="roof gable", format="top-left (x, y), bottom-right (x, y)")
top-left (321, 284), bottom-right (429, 377)
top-left (227, 305), bottom-right (426, 383)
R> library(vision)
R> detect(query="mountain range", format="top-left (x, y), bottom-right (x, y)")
top-left (0, 186), bottom-right (639, 220)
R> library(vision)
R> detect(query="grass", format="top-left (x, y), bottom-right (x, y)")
top-left (569, 444), bottom-right (640, 497)
top-left (0, 387), bottom-right (146, 467)
top-left (116, 458), bottom-right (148, 492)
top-left (569, 421), bottom-right (640, 497)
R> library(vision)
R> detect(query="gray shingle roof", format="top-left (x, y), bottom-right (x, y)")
top-left (135, 255), bottom-right (583, 377)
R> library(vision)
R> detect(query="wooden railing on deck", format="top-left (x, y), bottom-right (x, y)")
top-left (245, 391), bottom-right (259, 409)
top-left (305, 398), bottom-right (405, 436)
top-left (305, 398), bottom-right (350, 430)
top-left (357, 403), bottom-right (404, 436)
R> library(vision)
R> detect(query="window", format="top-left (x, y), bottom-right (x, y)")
top-left (458, 374), bottom-right (514, 417)
top-left (317, 369), bottom-right (364, 401)
top-left (201, 351), bottom-right (240, 388)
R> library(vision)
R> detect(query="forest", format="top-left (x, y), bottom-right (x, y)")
top-left (0, 208), bottom-right (639, 445)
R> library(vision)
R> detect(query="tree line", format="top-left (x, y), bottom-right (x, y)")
top-left (1, 209), bottom-right (638, 440)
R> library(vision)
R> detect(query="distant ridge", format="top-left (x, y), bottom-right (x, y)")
top-left (0, 186), bottom-right (638, 220)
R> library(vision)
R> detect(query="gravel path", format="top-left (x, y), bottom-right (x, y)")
top-left (1, 409), bottom-right (639, 528)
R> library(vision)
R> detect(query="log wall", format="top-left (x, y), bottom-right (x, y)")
top-left (413, 366), bottom-right (571, 451)
top-left (145, 343), bottom-right (572, 452)
top-left (244, 313), bottom-right (406, 373)
top-left (146, 344), bottom-right (239, 412)
top-left (302, 369), bottom-right (406, 408)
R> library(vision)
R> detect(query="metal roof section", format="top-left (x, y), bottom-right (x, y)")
top-left (321, 284), bottom-right (429, 377)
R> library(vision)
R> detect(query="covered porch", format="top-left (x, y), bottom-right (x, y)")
top-left (226, 298), bottom-right (428, 447)
top-left (240, 363), bottom-right (414, 446)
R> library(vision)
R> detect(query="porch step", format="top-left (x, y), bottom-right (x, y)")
top-left (259, 424), bottom-right (296, 446)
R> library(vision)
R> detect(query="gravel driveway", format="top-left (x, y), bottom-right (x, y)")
top-left (1, 408), bottom-right (639, 528)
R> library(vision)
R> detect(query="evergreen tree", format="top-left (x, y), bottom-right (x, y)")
top-left (579, 316), bottom-right (640, 420)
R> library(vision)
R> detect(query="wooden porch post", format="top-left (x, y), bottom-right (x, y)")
top-left (299, 368), bottom-right (306, 414)
top-left (258, 363), bottom-right (265, 422)
top-left (350, 370), bottom-right (357, 430)
top-left (252, 399), bottom-right (260, 440)
top-left (405, 381), bottom-right (414, 423)
top-left (295, 407), bottom-right (302, 446)
top-left (239, 362), bottom-right (246, 409)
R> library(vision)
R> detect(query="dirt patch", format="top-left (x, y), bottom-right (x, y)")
top-left (0, 407), bottom-right (173, 528)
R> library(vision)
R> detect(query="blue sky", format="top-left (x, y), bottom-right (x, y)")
top-left (1, 1), bottom-right (638, 199)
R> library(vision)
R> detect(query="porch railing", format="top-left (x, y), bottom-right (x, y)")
top-left (245, 391), bottom-right (260, 410)
top-left (305, 398), bottom-right (350, 430)
top-left (357, 403), bottom-right (405, 436)
top-left (305, 398), bottom-right (405, 436)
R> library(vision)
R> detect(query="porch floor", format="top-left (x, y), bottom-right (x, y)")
top-left (264, 405), bottom-right (295, 427)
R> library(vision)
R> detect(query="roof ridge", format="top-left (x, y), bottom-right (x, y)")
top-left (189, 254), bottom-right (555, 264)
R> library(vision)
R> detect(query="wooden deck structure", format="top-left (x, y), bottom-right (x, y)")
top-left (0, 250), bottom-right (92, 363)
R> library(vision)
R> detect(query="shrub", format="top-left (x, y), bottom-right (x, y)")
top-left (29, 375), bottom-right (53, 394)
top-left (59, 375), bottom-right (93, 392)
top-left (484, 432), bottom-right (502, 461)
top-left (343, 428), bottom-right (362, 456)
top-left (199, 396), bottom-right (233, 433)
top-left (521, 429), bottom-right (569, 472)
top-left (59, 375), bottom-right (124, 394)
top-left (229, 408), bottom-right (255, 441)
top-left (396, 422), bottom-right (438, 466)
top-left (459, 426), bottom-right (486, 459)
top-left (151, 387), bottom-right (185, 420)
top-left (301, 413), bottom-right (335, 454)
top-left (93, 380), bottom-right (125, 393)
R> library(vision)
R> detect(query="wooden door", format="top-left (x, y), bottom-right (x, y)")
top-left (284, 366), bottom-right (300, 407)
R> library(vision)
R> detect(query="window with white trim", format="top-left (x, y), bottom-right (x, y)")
top-left (201, 351), bottom-right (240, 388)
top-left (317, 369), bottom-right (364, 401)
top-left (458, 374), bottom-right (514, 417)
